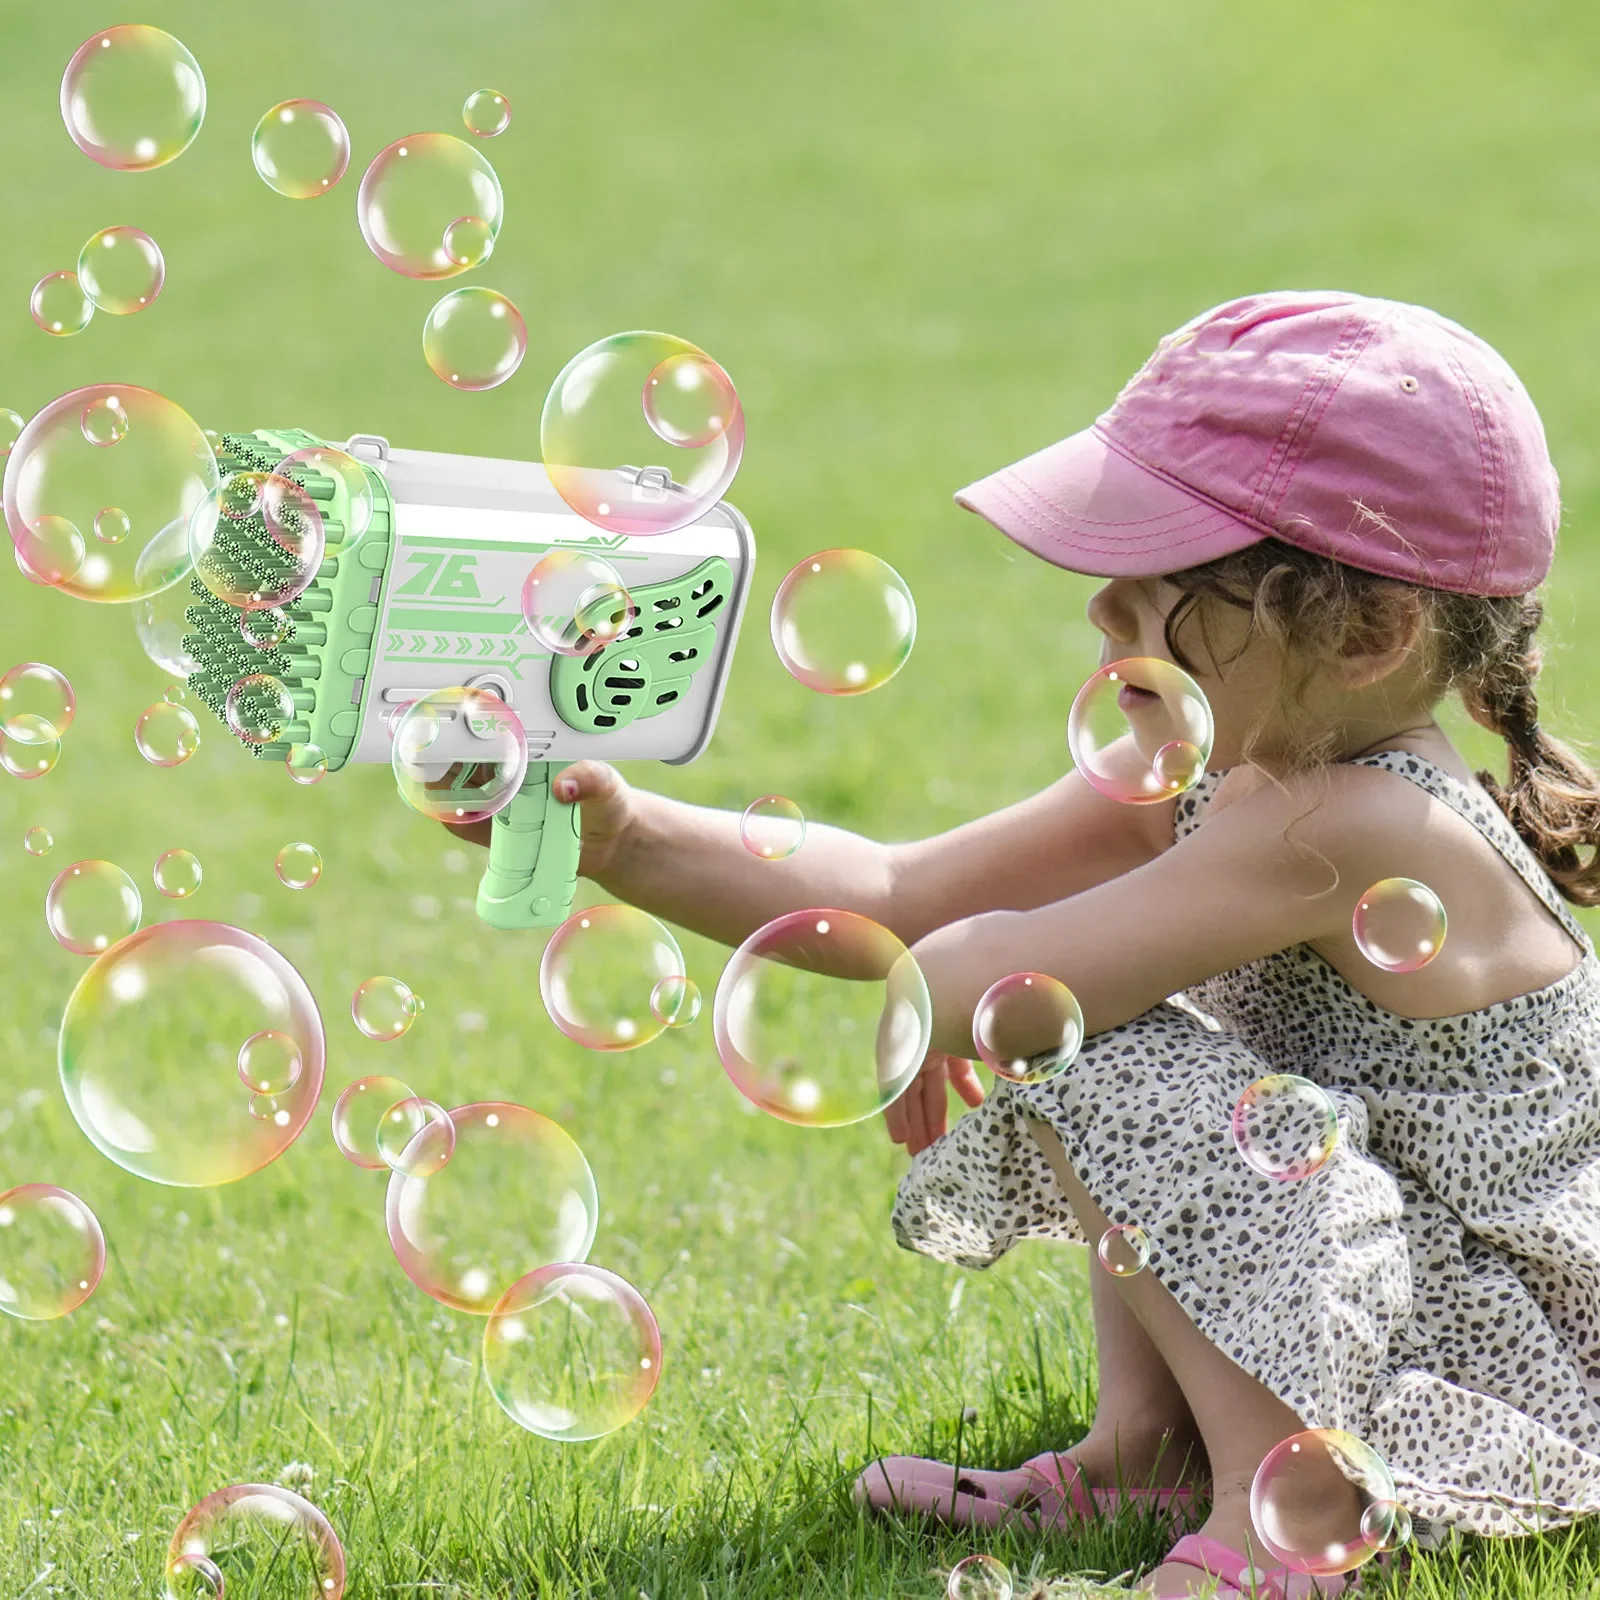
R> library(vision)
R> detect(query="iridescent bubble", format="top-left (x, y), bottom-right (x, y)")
top-left (712, 909), bottom-right (931, 1127)
top-left (0, 662), bottom-right (75, 743)
top-left (972, 971), bottom-right (1085, 1086)
top-left (541, 331), bottom-right (745, 536)
top-left (357, 133), bottom-right (504, 279)
top-left (272, 447), bottom-right (375, 546)
top-left (217, 470), bottom-right (263, 522)
top-left (948, 1554), bottom-right (1014, 1600)
top-left (165, 1484), bottom-right (345, 1599)
top-left (0, 409), bottom-right (24, 458)
top-left (153, 847), bottom-right (202, 900)
top-left (331, 1075), bottom-right (417, 1169)
top-left (163, 1552), bottom-right (223, 1598)
top-left (24, 826), bottom-right (53, 856)
top-left (80, 393), bottom-right (130, 447)
top-left (135, 582), bottom-right (200, 677)
top-left (739, 795), bottom-right (806, 860)
top-left (78, 226), bottom-right (165, 314)
top-left (60, 26), bottom-right (205, 172)
top-left (164, 682), bottom-right (187, 705)
top-left (189, 472), bottom-right (325, 610)
top-left (462, 88), bottom-right (511, 137)
top-left (3, 384), bottom-right (219, 603)
top-left (251, 99), bottom-right (351, 198)
top-left (442, 214), bottom-right (495, 269)
top-left (275, 842), bottom-right (322, 889)
top-left (285, 745), bottom-right (329, 786)
top-left (1250, 1430), bottom-right (1397, 1576)
top-left (386, 1102), bottom-right (598, 1314)
top-left (376, 1097), bottom-right (456, 1179)
top-left (770, 549), bottom-right (916, 696)
top-left (423, 287), bottom-right (526, 390)
top-left (1232, 1074), bottom-right (1340, 1183)
top-left (94, 506), bottom-right (131, 544)
top-left (225, 674), bottom-right (294, 745)
top-left (240, 606), bottom-right (291, 650)
top-left (353, 976), bottom-right (417, 1042)
top-left (135, 701), bottom-right (201, 766)
top-left (60, 921), bottom-right (325, 1187)
top-left (46, 860), bottom-right (141, 954)
top-left (30, 272), bottom-right (93, 337)
top-left (483, 1263), bottom-right (661, 1440)
top-left (520, 550), bottom-right (637, 658)
top-left (643, 351), bottom-right (739, 449)
top-left (1, 726), bottom-right (61, 780)
top-left (1096, 1222), bottom-right (1151, 1277)
top-left (649, 974), bottom-right (702, 1029)
top-left (237, 1030), bottom-right (302, 1097)
top-left (0, 1185), bottom-right (106, 1321)
top-left (1353, 878), bottom-right (1447, 973)
top-left (15, 515), bottom-right (85, 588)
top-left (540, 906), bottom-right (686, 1052)
top-left (1066, 658), bottom-right (1214, 804)
top-left (1360, 1498), bottom-right (1414, 1553)
top-left (391, 687), bottom-right (527, 824)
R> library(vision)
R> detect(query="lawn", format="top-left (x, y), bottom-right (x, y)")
top-left (4, 0), bottom-right (1600, 1594)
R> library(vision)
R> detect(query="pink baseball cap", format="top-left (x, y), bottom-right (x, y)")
top-left (956, 291), bottom-right (1561, 596)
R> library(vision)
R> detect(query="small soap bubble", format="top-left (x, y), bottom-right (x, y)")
top-left (94, 506), bottom-right (132, 544)
top-left (190, 473), bottom-right (325, 610)
top-left (770, 549), bottom-right (916, 695)
top-left (442, 214), bottom-right (495, 268)
top-left (353, 975), bottom-right (418, 1041)
top-left (972, 971), bottom-right (1085, 1085)
top-left (649, 974), bottom-right (702, 1029)
top-left (1096, 1223), bottom-right (1151, 1277)
top-left (153, 847), bottom-right (202, 900)
top-left (1, 726), bottom-right (61, 780)
top-left (391, 687), bottom-right (527, 823)
top-left (46, 860), bottom-right (142, 954)
top-left (643, 351), bottom-right (739, 449)
top-left (286, 744), bottom-right (329, 785)
top-left (135, 701), bottom-right (201, 766)
top-left (275, 842), bottom-right (322, 889)
top-left (484, 1263), bottom-right (662, 1440)
top-left (739, 795), bottom-right (806, 860)
top-left (357, 133), bottom-right (504, 279)
top-left (331, 1074), bottom-right (417, 1168)
top-left (237, 1030), bottom-right (302, 1097)
top-left (1, 662), bottom-right (75, 743)
top-left (376, 1096), bottom-right (456, 1178)
top-left (30, 272), bottom-right (93, 337)
top-left (1353, 878), bottom-right (1446, 973)
top-left (80, 393), bottom-right (130, 447)
top-left (248, 1091), bottom-right (282, 1122)
top-left (164, 1483), bottom-right (345, 1599)
top-left (60, 26), bottom-right (205, 172)
top-left (0, 1185), bottom-right (106, 1321)
top-left (135, 585), bottom-right (200, 679)
top-left (423, 287), bottom-right (526, 390)
top-left (1250, 1430), bottom-right (1397, 1576)
top-left (1066, 658), bottom-right (1214, 804)
top-left (24, 826), bottom-right (53, 856)
top-left (520, 550), bottom-right (637, 657)
top-left (77, 226), bottom-right (165, 314)
top-left (164, 682), bottom-right (188, 705)
top-left (541, 905), bottom-right (687, 1052)
top-left (462, 88), bottom-right (511, 137)
top-left (225, 674), bottom-right (293, 745)
top-left (947, 1553), bottom-right (1013, 1600)
top-left (403, 991), bottom-right (425, 1019)
top-left (272, 446), bottom-right (376, 547)
top-left (251, 99), bottom-right (351, 198)
top-left (1360, 1498), bottom-right (1413, 1553)
top-left (240, 607), bottom-right (291, 650)
top-left (1232, 1074), bottom-right (1340, 1182)
top-left (0, 408), bottom-right (24, 457)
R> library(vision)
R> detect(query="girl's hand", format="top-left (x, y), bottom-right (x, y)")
top-left (882, 1050), bottom-right (986, 1158)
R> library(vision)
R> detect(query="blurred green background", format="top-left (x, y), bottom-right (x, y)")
top-left (4, 0), bottom-right (1600, 1594)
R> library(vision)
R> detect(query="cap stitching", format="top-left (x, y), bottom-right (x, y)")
top-left (1445, 350), bottom-right (1502, 592)
top-left (1089, 427), bottom-right (1283, 537)
top-left (966, 476), bottom-right (1252, 555)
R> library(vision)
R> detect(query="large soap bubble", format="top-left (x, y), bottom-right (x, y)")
top-left (0, 1184), bottom-right (106, 1321)
top-left (357, 133), bottom-right (503, 280)
top-left (60, 25), bottom-right (205, 172)
top-left (391, 686), bottom-right (527, 824)
top-left (1250, 1429), bottom-right (1397, 1576)
top-left (165, 1484), bottom-right (344, 1599)
top-left (1066, 657), bottom-right (1213, 805)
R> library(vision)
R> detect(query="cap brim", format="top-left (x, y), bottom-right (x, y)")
top-left (955, 425), bottom-right (1270, 577)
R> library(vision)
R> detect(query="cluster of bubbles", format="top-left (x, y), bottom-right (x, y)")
top-left (0, 660), bottom-right (74, 780)
top-left (30, 222), bottom-right (167, 337)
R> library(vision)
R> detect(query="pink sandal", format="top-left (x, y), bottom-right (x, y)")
top-left (1151, 1533), bottom-right (1366, 1598)
top-left (852, 1449), bottom-right (1201, 1533)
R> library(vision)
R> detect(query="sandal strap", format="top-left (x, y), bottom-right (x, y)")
top-left (1022, 1450), bottom-right (1197, 1506)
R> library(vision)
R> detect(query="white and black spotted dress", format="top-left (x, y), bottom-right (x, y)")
top-left (892, 750), bottom-right (1600, 1546)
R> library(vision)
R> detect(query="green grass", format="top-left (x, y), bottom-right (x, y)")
top-left (5, 0), bottom-right (1600, 1593)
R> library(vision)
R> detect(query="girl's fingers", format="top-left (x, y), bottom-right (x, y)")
top-left (883, 1094), bottom-right (908, 1148)
top-left (949, 1058), bottom-right (986, 1109)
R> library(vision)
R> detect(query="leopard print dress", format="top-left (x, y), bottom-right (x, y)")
top-left (891, 750), bottom-right (1600, 1547)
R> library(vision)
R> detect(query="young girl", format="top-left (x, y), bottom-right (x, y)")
top-left (472, 291), bottom-right (1600, 1597)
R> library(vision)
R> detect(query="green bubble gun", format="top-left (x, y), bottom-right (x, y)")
top-left (182, 431), bottom-right (755, 930)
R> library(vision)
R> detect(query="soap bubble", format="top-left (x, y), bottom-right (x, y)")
top-left (948, 1554), bottom-right (1013, 1600)
top-left (135, 701), bottom-right (201, 766)
top-left (78, 226), bottom-right (165, 314)
top-left (46, 860), bottom-right (141, 954)
top-left (24, 826), bottom-right (53, 856)
top-left (357, 132), bottom-right (503, 279)
top-left (483, 1262), bottom-right (660, 1440)
top-left (1067, 658), bottom-right (1214, 804)
top-left (276, 842), bottom-right (322, 889)
top-left (387, 1102), bottom-right (598, 1313)
top-left (164, 682), bottom-right (187, 705)
top-left (135, 582), bottom-right (200, 677)
top-left (272, 446), bottom-right (376, 546)
top-left (153, 848), bottom-right (202, 900)
top-left (376, 1097), bottom-right (456, 1179)
top-left (541, 331), bottom-right (745, 536)
top-left (520, 549), bottom-right (637, 657)
top-left (225, 674), bottom-right (294, 745)
top-left (331, 1075), bottom-right (417, 1169)
top-left (0, 409), bottom-right (24, 457)
top-left (463, 88), bottom-right (511, 137)
top-left (237, 1030), bottom-right (302, 1097)
top-left (423, 287), bottom-right (526, 390)
top-left (1, 727), bottom-right (61, 780)
top-left (0, 662), bottom-right (75, 743)
top-left (95, 507), bottom-right (131, 544)
top-left (642, 351), bottom-right (739, 450)
top-left (3, 384), bottom-right (219, 603)
top-left (189, 472), bottom-right (325, 610)
top-left (1353, 878), bottom-right (1447, 973)
top-left (30, 272), bottom-right (93, 337)
top-left (0, 1185), bottom-right (105, 1321)
top-left (442, 214), bottom-right (495, 268)
top-left (540, 905), bottom-right (686, 1052)
top-left (1096, 1223), bottom-right (1151, 1277)
top-left (81, 393), bottom-right (130, 447)
top-left (251, 99), bottom-right (350, 198)
top-left (649, 974), bottom-right (702, 1029)
top-left (1232, 1074), bottom-right (1340, 1182)
top-left (712, 909), bottom-right (931, 1127)
top-left (770, 549), bottom-right (916, 695)
top-left (353, 975), bottom-right (418, 1041)
top-left (60, 921), bottom-right (325, 1186)
top-left (972, 971), bottom-right (1085, 1085)
top-left (164, 1553), bottom-right (223, 1598)
top-left (241, 606), bottom-right (291, 650)
top-left (165, 1483), bottom-right (345, 1599)
top-left (286, 744), bottom-right (329, 785)
top-left (391, 686), bottom-right (527, 824)
top-left (739, 795), bottom-right (806, 860)
top-left (60, 25), bottom-right (205, 172)
top-left (1360, 1498), bottom-right (1413, 1553)
top-left (1249, 1429), bottom-right (1397, 1576)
